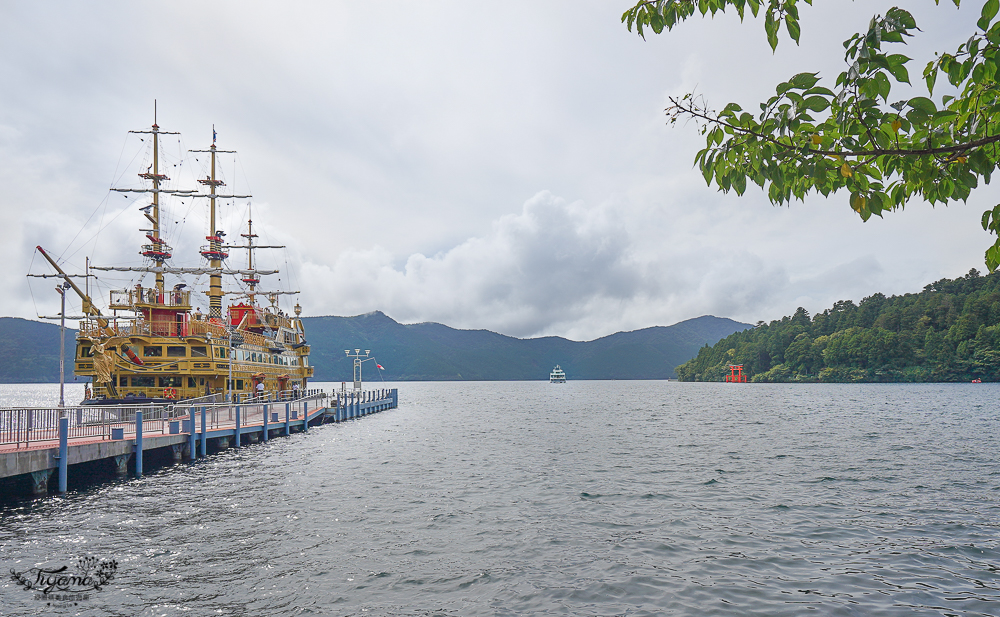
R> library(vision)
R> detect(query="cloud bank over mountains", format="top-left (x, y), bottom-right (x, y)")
top-left (2, 1), bottom-right (996, 341)
top-left (296, 188), bottom-right (927, 341)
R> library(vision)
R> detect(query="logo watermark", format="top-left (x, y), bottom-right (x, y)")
top-left (10, 556), bottom-right (117, 607)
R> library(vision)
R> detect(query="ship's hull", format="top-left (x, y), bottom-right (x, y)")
top-left (75, 315), bottom-right (312, 404)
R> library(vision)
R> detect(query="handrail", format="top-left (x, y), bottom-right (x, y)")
top-left (0, 387), bottom-right (394, 448)
top-left (0, 403), bottom-right (184, 448)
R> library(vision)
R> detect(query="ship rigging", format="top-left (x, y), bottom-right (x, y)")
top-left (30, 110), bottom-right (313, 404)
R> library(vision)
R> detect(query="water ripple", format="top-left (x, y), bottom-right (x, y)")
top-left (1, 381), bottom-right (999, 615)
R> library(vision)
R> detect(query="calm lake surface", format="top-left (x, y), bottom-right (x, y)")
top-left (1, 381), bottom-right (999, 616)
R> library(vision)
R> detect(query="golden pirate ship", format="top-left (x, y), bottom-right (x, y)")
top-left (34, 114), bottom-right (313, 404)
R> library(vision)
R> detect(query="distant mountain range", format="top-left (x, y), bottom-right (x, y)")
top-left (303, 312), bottom-right (751, 381)
top-left (0, 317), bottom-right (76, 383)
top-left (0, 313), bottom-right (751, 383)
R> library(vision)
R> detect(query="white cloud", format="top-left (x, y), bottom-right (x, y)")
top-left (2, 0), bottom-right (996, 341)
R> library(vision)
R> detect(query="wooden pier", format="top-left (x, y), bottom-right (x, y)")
top-left (0, 388), bottom-right (398, 496)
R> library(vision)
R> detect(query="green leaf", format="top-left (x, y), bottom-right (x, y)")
top-left (980, 0), bottom-right (999, 31)
top-left (802, 96), bottom-right (830, 112)
top-left (785, 15), bottom-right (801, 44)
top-left (887, 62), bottom-right (910, 84)
top-left (908, 96), bottom-right (937, 115)
top-left (925, 64), bottom-right (938, 94)
top-left (765, 10), bottom-right (779, 50)
top-left (789, 72), bottom-right (821, 90)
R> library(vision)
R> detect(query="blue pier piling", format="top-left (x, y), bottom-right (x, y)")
top-left (135, 410), bottom-right (143, 478)
top-left (200, 406), bottom-right (207, 458)
top-left (263, 404), bottom-right (269, 442)
top-left (189, 407), bottom-right (197, 461)
top-left (285, 403), bottom-right (290, 436)
top-left (58, 416), bottom-right (68, 492)
top-left (235, 405), bottom-right (241, 447)
top-left (303, 401), bottom-right (309, 432)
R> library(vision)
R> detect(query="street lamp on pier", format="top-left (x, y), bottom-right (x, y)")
top-left (344, 349), bottom-right (372, 391)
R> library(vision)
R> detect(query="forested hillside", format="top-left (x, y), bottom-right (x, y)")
top-left (0, 317), bottom-right (76, 383)
top-left (676, 269), bottom-right (1000, 383)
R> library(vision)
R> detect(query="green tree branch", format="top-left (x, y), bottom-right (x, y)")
top-left (625, 0), bottom-right (1000, 271)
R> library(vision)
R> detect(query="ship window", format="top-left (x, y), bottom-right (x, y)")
top-left (236, 379), bottom-right (244, 390)
top-left (132, 376), bottom-right (155, 387)
top-left (191, 346), bottom-right (208, 357)
top-left (143, 346), bottom-right (162, 357)
top-left (199, 378), bottom-right (205, 386)
top-left (79, 346), bottom-right (92, 358)
top-left (119, 376), bottom-right (127, 386)
top-left (159, 376), bottom-right (181, 387)
top-left (188, 377), bottom-right (196, 388)
top-left (167, 346), bottom-right (186, 357)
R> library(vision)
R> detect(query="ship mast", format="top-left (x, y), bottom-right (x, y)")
top-left (223, 204), bottom-right (294, 307)
top-left (191, 126), bottom-right (233, 319)
top-left (243, 207), bottom-right (259, 302)
top-left (131, 103), bottom-right (179, 297)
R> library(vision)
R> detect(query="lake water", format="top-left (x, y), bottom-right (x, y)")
top-left (1, 381), bottom-right (999, 616)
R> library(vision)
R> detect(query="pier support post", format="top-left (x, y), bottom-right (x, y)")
top-left (189, 407), bottom-right (197, 461)
top-left (262, 404), bottom-right (269, 442)
top-left (235, 405), bottom-right (241, 447)
top-left (285, 403), bottom-right (290, 436)
top-left (58, 416), bottom-right (68, 493)
top-left (112, 454), bottom-right (131, 477)
top-left (29, 469), bottom-right (52, 496)
top-left (135, 410), bottom-right (143, 478)
top-left (170, 444), bottom-right (185, 463)
top-left (200, 406), bottom-right (207, 458)
top-left (303, 402), bottom-right (309, 432)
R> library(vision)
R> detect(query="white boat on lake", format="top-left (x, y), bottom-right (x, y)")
top-left (549, 365), bottom-right (566, 383)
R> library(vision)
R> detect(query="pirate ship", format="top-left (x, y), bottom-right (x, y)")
top-left (34, 113), bottom-right (313, 404)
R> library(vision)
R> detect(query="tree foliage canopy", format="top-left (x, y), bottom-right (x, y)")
top-left (623, 0), bottom-right (1000, 270)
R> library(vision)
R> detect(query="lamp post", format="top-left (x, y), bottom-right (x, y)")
top-left (55, 282), bottom-right (71, 409)
top-left (228, 328), bottom-right (244, 402)
top-left (344, 349), bottom-right (371, 391)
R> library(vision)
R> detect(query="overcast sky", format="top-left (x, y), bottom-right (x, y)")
top-left (1, 1), bottom-right (991, 341)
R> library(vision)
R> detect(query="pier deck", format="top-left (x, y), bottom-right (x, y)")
top-left (0, 388), bottom-right (398, 495)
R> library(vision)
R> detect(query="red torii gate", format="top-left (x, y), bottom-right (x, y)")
top-left (725, 364), bottom-right (747, 383)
